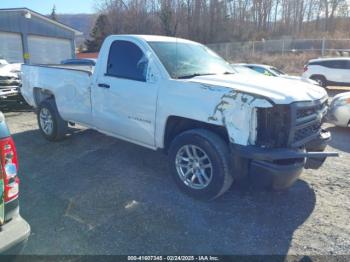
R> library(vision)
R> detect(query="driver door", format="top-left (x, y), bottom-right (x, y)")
top-left (91, 40), bottom-right (159, 147)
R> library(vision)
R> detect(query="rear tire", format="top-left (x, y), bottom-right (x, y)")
top-left (311, 75), bottom-right (327, 88)
top-left (37, 99), bottom-right (68, 141)
top-left (168, 129), bottom-right (234, 200)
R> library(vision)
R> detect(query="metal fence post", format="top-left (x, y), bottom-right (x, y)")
top-left (225, 43), bottom-right (229, 60)
top-left (252, 41), bottom-right (255, 56)
top-left (282, 40), bottom-right (285, 56)
top-left (321, 38), bottom-right (326, 57)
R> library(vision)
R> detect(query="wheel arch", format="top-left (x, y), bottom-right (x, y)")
top-left (33, 87), bottom-right (55, 108)
top-left (310, 74), bottom-right (327, 81)
top-left (163, 115), bottom-right (230, 153)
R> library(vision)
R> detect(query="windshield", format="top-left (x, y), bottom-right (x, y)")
top-left (270, 67), bottom-right (286, 75)
top-left (148, 41), bottom-right (235, 78)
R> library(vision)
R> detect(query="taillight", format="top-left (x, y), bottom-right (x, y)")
top-left (0, 137), bottom-right (19, 202)
top-left (304, 65), bottom-right (308, 72)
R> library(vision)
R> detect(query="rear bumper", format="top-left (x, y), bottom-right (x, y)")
top-left (231, 131), bottom-right (338, 190)
top-left (0, 215), bottom-right (30, 254)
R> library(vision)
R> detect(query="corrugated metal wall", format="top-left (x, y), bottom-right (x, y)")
top-left (0, 9), bottom-right (76, 64)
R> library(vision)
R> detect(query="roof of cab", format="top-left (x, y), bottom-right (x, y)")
top-left (110, 34), bottom-right (199, 44)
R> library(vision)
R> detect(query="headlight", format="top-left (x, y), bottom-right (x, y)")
top-left (334, 98), bottom-right (350, 107)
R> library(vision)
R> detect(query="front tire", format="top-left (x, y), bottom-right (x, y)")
top-left (37, 99), bottom-right (68, 141)
top-left (168, 129), bottom-right (234, 200)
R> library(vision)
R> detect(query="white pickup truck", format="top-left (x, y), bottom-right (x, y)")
top-left (21, 35), bottom-right (338, 200)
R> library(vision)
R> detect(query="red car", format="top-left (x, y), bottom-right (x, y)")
top-left (0, 111), bottom-right (30, 253)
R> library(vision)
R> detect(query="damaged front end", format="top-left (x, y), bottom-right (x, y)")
top-left (230, 96), bottom-right (338, 190)
top-left (0, 75), bottom-right (21, 100)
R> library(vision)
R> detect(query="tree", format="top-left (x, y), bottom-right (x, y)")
top-left (50, 5), bottom-right (57, 21)
top-left (90, 0), bottom-right (350, 44)
top-left (159, 0), bottom-right (177, 36)
top-left (85, 14), bottom-right (111, 52)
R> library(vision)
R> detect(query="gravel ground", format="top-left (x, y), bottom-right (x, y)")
top-left (1, 90), bottom-right (349, 256)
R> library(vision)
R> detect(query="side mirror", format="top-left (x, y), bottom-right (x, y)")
top-left (147, 65), bottom-right (159, 83)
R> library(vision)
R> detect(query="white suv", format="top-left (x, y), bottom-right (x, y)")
top-left (303, 57), bottom-right (350, 88)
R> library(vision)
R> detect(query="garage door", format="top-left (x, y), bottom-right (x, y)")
top-left (28, 35), bottom-right (72, 64)
top-left (0, 32), bottom-right (24, 63)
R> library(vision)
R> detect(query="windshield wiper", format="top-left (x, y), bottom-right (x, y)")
top-left (177, 73), bottom-right (216, 79)
top-left (223, 71), bottom-right (235, 75)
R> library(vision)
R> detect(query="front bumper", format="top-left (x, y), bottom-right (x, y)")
top-left (231, 131), bottom-right (338, 190)
top-left (0, 214), bottom-right (30, 253)
top-left (305, 129), bottom-right (331, 152)
top-left (0, 86), bottom-right (19, 99)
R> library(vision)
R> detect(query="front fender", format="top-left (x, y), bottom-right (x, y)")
top-left (155, 81), bottom-right (273, 148)
top-left (207, 90), bottom-right (272, 145)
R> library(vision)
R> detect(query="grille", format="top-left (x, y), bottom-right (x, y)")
top-left (0, 76), bottom-right (10, 80)
top-left (290, 99), bottom-right (328, 147)
top-left (256, 98), bottom-right (328, 148)
top-left (294, 122), bottom-right (322, 142)
top-left (296, 100), bottom-right (327, 119)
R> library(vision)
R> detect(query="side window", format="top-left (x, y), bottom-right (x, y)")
top-left (107, 40), bottom-right (148, 82)
top-left (309, 61), bottom-right (320, 66)
top-left (253, 66), bottom-right (272, 76)
top-left (340, 60), bottom-right (349, 69)
top-left (321, 61), bottom-right (334, 68)
top-left (323, 60), bottom-right (347, 69)
top-left (331, 60), bottom-right (347, 69)
top-left (253, 66), bottom-right (265, 74)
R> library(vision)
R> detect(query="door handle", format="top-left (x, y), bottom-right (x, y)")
top-left (98, 83), bottom-right (110, 89)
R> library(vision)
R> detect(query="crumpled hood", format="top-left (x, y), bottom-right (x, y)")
top-left (279, 74), bottom-right (317, 85)
top-left (0, 63), bottom-right (21, 78)
top-left (188, 74), bottom-right (327, 104)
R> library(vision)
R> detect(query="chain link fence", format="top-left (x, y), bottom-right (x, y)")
top-left (207, 39), bottom-right (350, 61)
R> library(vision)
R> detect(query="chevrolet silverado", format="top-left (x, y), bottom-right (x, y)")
top-left (21, 35), bottom-right (338, 200)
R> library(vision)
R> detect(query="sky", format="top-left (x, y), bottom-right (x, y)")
top-left (0, 0), bottom-right (97, 14)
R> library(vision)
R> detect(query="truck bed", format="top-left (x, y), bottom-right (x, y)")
top-left (21, 64), bottom-right (93, 125)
